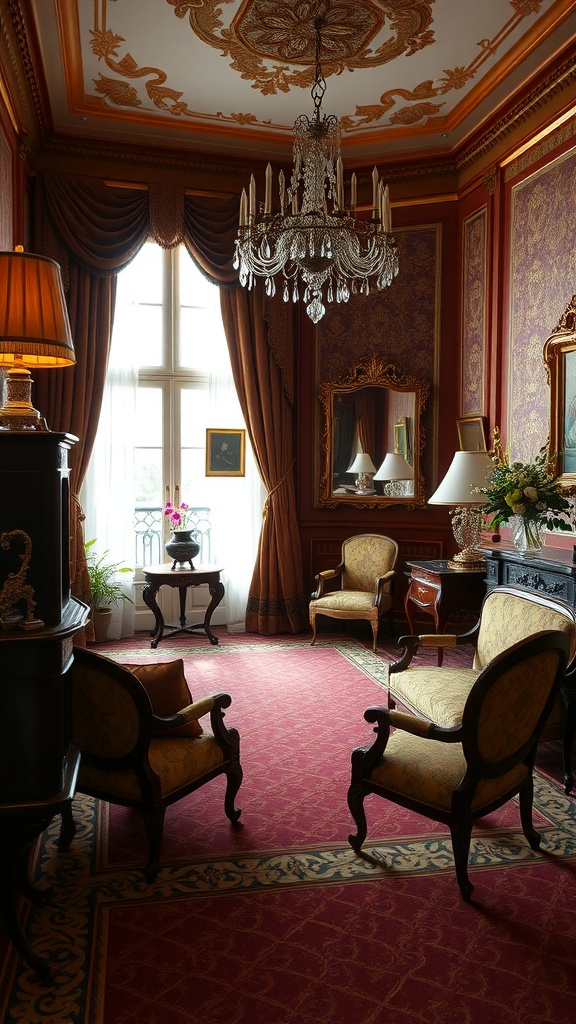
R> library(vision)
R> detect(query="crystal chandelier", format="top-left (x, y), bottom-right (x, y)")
top-left (233, 16), bottom-right (399, 324)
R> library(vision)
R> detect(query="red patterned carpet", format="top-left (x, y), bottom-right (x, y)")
top-left (1, 630), bottom-right (576, 1024)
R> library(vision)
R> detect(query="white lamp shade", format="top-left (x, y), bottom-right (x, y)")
top-left (428, 450), bottom-right (493, 506)
top-left (348, 452), bottom-right (376, 474)
top-left (374, 452), bottom-right (413, 481)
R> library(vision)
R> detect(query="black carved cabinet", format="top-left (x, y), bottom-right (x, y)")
top-left (0, 432), bottom-right (89, 979)
top-left (484, 541), bottom-right (576, 792)
top-left (484, 542), bottom-right (576, 604)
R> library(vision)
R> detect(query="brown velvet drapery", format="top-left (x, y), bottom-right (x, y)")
top-left (220, 286), bottom-right (307, 633)
top-left (32, 172), bottom-right (307, 634)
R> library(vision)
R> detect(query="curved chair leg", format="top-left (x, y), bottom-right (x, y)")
top-left (58, 801), bottom-right (77, 852)
top-left (310, 612), bottom-right (317, 646)
top-left (141, 804), bottom-right (166, 883)
top-left (371, 621), bottom-right (378, 652)
top-left (347, 784), bottom-right (368, 851)
top-left (449, 820), bottom-right (474, 901)
top-left (224, 764), bottom-right (243, 824)
top-left (518, 777), bottom-right (542, 849)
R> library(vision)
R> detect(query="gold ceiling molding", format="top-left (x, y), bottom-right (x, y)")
top-left (503, 112), bottom-right (576, 180)
top-left (340, 0), bottom-right (545, 132)
top-left (457, 54), bottom-right (576, 173)
top-left (1, 0), bottom-right (47, 142)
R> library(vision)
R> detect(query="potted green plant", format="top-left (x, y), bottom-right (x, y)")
top-left (85, 539), bottom-right (133, 642)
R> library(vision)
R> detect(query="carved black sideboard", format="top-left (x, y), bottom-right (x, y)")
top-left (484, 541), bottom-right (576, 793)
top-left (0, 432), bottom-right (89, 980)
top-left (484, 541), bottom-right (576, 604)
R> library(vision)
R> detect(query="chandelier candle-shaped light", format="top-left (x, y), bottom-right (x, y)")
top-left (233, 17), bottom-right (399, 324)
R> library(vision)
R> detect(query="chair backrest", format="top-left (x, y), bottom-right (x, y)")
top-left (71, 647), bottom-right (153, 760)
top-left (474, 585), bottom-right (576, 672)
top-left (341, 534), bottom-right (398, 592)
top-left (461, 630), bottom-right (569, 781)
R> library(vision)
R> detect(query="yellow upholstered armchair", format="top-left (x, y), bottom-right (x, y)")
top-left (388, 585), bottom-right (576, 793)
top-left (309, 533), bottom-right (398, 651)
top-left (59, 648), bottom-right (242, 882)
top-left (348, 631), bottom-right (570, 901)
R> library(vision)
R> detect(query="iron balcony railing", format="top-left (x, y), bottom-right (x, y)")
top-left (133, 506), bottom-right (212, 567)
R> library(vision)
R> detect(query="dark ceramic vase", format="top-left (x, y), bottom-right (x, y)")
top-left (165, 529), bottom-right (200, 570)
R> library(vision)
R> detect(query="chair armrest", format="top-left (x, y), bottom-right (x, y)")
top-left (350, 705), bottom-right (461, 777)
top-left (312, 563), bottom-right (344, 599)
top-left (375, 569), bottom-right (395, 601)
top-left (152, 695), bottom-right (216, 733)
top-left (390, 631), bottom-right (465, 672)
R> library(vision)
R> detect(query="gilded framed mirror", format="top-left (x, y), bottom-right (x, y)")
top-left (543, 294), bottom-right (576, 488)
top-left (317, 356), bottom-right (430, 508)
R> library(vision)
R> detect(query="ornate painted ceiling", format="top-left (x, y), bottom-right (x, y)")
top-left (17, 0), bottom-right (576, 163)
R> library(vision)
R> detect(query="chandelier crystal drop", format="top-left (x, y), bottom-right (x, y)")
top-left (233, 17), bottom-right (399, 324)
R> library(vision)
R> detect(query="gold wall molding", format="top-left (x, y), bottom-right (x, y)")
top-left (457, 54), bottom-right (576, 173)
top-left (504, 116), bottom-right (576, 181)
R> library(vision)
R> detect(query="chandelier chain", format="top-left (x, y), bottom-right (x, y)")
top-left (233, 13), bottom-right (399, 323)
top-left (311, 17), bottom-right (326, 124)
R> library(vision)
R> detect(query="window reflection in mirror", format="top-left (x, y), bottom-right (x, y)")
top-left (318, 357), bottom-right (429, 508)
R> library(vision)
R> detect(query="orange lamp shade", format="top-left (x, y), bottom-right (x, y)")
top-left (0, 250), bottom-right (75, 367)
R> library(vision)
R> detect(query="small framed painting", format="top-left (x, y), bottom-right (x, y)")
top-left (457, 416), bottom-right (487, 451)
top-left (394, 418), bottom-right (411, 462)
top-left (206, 429), bottom-right (246, 477)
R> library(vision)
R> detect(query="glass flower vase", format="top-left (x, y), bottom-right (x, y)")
top-left (510, 516), bottom-right (543, 555)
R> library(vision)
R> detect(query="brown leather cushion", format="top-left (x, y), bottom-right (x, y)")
top-left (124, 660), bottom-right (203, 738)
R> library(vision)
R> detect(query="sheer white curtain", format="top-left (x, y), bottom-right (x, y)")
top-left (81, 317), bottom-right (139, 639)
top-left (206, 366), bottom-right (265, 632)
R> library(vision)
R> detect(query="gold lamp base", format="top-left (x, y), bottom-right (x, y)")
top-left (0, 365), bottom-right (47, 431)
top-left (448, 507), bottom-right (486, 571)
top-left (448, 549), bottom-right (487, 571)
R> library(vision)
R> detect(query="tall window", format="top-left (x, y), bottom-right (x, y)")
top-left (82, 242), bottom-right (263, 636)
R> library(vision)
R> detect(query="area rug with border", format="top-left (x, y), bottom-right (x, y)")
top-left (1, 635), bottom-right (576, 1024)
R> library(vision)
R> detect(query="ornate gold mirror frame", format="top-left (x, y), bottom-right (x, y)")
top-left (318, 356), bottom-right (430, 509)
top-left (543, 294), bottom-right (576, 488)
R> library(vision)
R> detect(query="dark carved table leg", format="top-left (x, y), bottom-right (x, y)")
top-left (178, 585), bottom-right (188, 628)
top-left (142, 581), bottom-right (164, 649)
top-left (204, 580), bottom-right (225, 645)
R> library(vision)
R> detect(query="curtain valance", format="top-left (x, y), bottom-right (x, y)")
top-left (38, 173), bottom-right (240, 283)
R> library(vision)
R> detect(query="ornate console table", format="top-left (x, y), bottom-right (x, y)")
top-left (483, 541), bottom-right (576, 605)
top-left (483, 541), bottom-right (576, 792)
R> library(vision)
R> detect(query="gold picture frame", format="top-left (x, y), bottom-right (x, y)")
top-left (206, 429), bottom-right (246, 477)
top-left (543, 296), bottom-right (576, 487)
top-left (456, 416), bottom-right (487, 451)
top-left (393, 418), bottom-right (411, 462)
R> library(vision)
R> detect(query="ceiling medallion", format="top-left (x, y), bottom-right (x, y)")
top-left (234, 15), bottom-right (399, 324)
top-left (172, 0), bottom-right (435, 96)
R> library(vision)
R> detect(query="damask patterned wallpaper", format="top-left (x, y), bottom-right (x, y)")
top-left (316, 225), bottom-right (440, 489)
top-left (508, 146), bottom-right (576, 461)
top-left (461, 208), bottom-right (487, 418)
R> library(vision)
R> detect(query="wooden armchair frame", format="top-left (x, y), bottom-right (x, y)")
top-left (388, 584), bottom-right (576, 792)
top-left (349, 631), bottom-right (569, 900)
top-left (310, 533), bottom-right (398, 651)
top-left (59, 647), bottom-right (242, 881)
